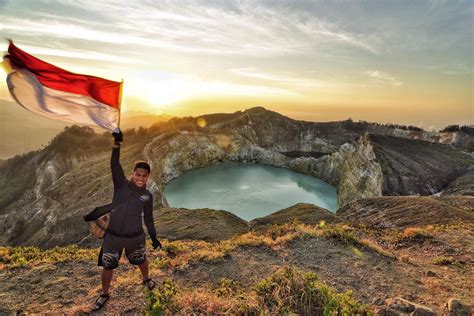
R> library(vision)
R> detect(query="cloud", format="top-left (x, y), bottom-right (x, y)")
top-left (0, 0), bottom-right (381, 57)
top-left (9, 44), bottom-right (142, 64)
top-left (363, 70), bottom-right (403, 87)
top-left (427, 63), bottom-right (473, 75)
top-left (230, 68), bottom-right (326, 88)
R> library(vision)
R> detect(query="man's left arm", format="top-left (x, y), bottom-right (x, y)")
top-left (144, 194), bottom-right (161, 249)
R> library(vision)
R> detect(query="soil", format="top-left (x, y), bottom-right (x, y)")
top-left (1, 224), bottom-right (472, 314)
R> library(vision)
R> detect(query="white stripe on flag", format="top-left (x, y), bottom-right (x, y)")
top-left (7, 69), bottom-right (119, 131)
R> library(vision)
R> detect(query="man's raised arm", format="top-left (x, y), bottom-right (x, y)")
top-left (111, 128), bottom-right (126, 189)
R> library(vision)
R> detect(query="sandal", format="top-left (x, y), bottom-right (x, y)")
top-left (143, 278), bottom-right (156, 290)
top-left (92, 293), bottom-right (110, 311)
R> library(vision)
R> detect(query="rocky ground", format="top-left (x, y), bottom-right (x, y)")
top-left (0, 196), bottom-right (472, 315)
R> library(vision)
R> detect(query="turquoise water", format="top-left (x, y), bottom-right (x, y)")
top-left (163, 162), bottom-right (338, 221)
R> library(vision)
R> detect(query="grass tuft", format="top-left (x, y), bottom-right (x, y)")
top-left (145, 266), bottom-right (371, 315)
top-left (432, 256), bottom-right (456, 265)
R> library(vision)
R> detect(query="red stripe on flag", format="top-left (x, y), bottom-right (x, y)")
top-left (7, 42), bottom-right (121, 108)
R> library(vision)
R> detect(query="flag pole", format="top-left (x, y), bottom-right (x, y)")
top-left (117, 79), bottom-right (124, 128)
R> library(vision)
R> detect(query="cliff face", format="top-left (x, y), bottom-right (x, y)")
top-left (337, 196), bottom-right (474, 229)
top-left (368, 134), bottom-right (473, 196)
top-left (0, 107), bottom-right (472, 247)
top-left (441, 167), bottom-right (474, 196)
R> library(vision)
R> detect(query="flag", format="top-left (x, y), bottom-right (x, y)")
top-left (3, 41), bottom-right (122, 131)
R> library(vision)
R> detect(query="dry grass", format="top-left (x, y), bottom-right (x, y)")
top-left (431, 256), bottom-right (456, 266)
top-left (400, 227), bottom-right (434, 241)
top-left (359, 238), bottom-right (396, 259)
top-left (0, 245), bottom-right (97, 268)
top-left (145, 266), bottom-right (371, 315)
top-left (147, 222), bottom-right (396, 272)
top-left (1, 222), bottom-right (395, 272)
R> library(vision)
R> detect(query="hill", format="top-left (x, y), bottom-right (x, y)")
top-left (0, 99), bottom-right (171, 159)
top-left (0, 106), bottom-right (472, 314)
top-left (0, 217), bottom-right (472, 314)
top-left (0, 107), bottom-right (472, 247)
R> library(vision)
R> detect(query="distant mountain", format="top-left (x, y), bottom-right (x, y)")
top-left (0, 99), bottom-right (172, 159)
top-left (120, 111), bottom-right (172, 130)
top-left (0, 106), bottom-right (472, 248)
top-left (0, 107), bottom-right (472, 316)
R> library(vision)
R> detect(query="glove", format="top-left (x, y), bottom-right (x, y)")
top-left (151, 236), bottom-right (162, 249)
top-left (112, 128), bottom-right (123, 143)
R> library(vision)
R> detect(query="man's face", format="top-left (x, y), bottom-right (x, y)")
top-left (131, 168), bottom-right (150, 188)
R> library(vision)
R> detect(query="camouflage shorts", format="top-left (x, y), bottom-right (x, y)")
top-left (98, 233), bottom-right (146, 269)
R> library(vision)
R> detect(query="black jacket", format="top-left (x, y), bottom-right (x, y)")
top-left (84, 147), bottom-right (157, 239)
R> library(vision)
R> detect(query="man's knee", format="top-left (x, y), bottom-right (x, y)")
top-left (127, 248), bottom-right (146, 265)
top-left (102, 252), bottom-right (120, 270)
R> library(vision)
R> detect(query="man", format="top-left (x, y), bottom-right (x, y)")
top-left (86, 128), bottom-right (162, 311)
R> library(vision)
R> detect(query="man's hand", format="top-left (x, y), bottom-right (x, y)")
top-left (112, 128), bottom-right (123, 143)
top-left (151, 236), bottom-right (162, 250)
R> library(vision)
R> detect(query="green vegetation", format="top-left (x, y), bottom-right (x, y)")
top-left (146, 279), bottom-right (179, 315)
top-left (49, 125), bottom-right (109, 156)
top-left (0, 150), bottom-right (38, 209)
top-left (432, 256), bottom-right (456, 266)
top-left (145, 266), bottom-right (371, 315)
top-left (322, 225), bottom-right (358, 245)
top-left (255, 267), bottom-right (371, 315)
top-left (440, 125), bottom-right (474, 136)
top-left (398, 227), bottom-right (434, 242)
top-left (0, 245), bottom-right (96, 268)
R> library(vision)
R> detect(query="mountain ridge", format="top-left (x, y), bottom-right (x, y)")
top-left (0, 106), bottom-right (472, 248)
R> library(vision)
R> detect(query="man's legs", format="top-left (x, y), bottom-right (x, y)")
top-left (138, 257), bottom-right (149, 281)
top-left (125, 235), bottom-right (151, 283)
top-left (101, 268), bottom-right (114, 294)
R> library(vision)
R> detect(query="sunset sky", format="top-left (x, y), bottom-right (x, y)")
top-left (0, 0), bottom-right (472, 130)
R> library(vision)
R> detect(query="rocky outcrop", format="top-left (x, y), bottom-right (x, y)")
top-left (337, 196), bottom-right (474, 229)
top-left (146, 128), bottom-right (386, 209)
top-left (327, 134), bottom-right (383, 206)
top-left (441, 167), bottom-right (474, 196)
top-left (369, 134), bottom-right (473, 196)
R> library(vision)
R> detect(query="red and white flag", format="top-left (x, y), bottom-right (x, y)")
top-left (3, 41), bottom-right (122, 131)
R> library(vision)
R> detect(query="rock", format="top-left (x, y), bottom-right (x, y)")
top-left (372, 297), bottom-right (385, 306)
top-left (410, 306), bottom-right (436, 316)
top-left (384, 308), bottom-right (407, 316)
top-left (446, 298), bottom-right (471, 315)
top-left (388, 298), bottom-right (435, 316)
top-left (374, 308), bottom-right (386, 316)
top-left (447, 299), bottom-right (461, 312)
top-left (425, 270), bottom-right (436, 277)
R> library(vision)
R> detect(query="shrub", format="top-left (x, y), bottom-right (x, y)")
top-left (254, 266), bottom-right (371, 315)
top-left (146, 279), bottom-right (178, 315)
top-left (399, 227), bottom-right (433, 242)
top-left (144, 266), bottom-right (370, 315)
top-left (432, 256), bottom-right (455, 265)
top-left (322, 225), bottom-right (358, 245)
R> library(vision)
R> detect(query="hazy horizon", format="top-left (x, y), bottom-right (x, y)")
top-left (1, 96), bottom-right (471, 160)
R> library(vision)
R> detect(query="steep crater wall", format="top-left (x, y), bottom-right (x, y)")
top-left (147, 130), bottom-right (384, 209)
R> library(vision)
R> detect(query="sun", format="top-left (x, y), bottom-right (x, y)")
top-left (124, 71), bottom-right (196, 111)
